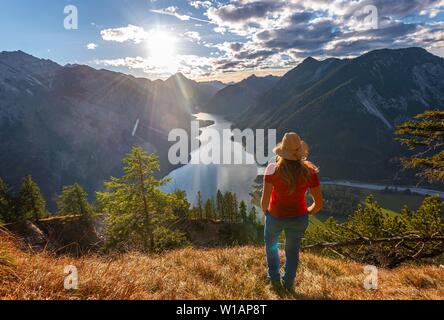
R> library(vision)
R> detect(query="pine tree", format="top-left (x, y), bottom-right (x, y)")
top-left (57, 183), bottom-right (92, 219)
top-left (408, 196), bottom-right (443, 236)
top-left (223, 192), bottom-right (232, 222)
top-left (232, 193), bottom-right (239, 222)
top-left (171, 190), bottom-right (190, 219)
top-left (396, 110), bottom-right (444, 183)
top-left (196, 191), bottom-right (203, 219)
top-left (97, 147), bottom-right (186, 252)
top-left (303, 195), bottom-right (444, 267)
top-left (239, 200), bottom-right (247, 223)
top-left (204, 199), bottom-right (213, 220)
top-left (212, 198), bottom-right (216, 219)
top-left (216, 190), bottom-right (224, 220)
top-left (248, 206), bottom-right (258, 225)
top-left (17, 175), bottom-right (46, 221)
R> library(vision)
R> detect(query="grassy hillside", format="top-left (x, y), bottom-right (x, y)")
top-left (1, 233), bottom-right (443, 300)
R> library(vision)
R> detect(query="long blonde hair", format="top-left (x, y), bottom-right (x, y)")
top-left (275, 156), bottom-right (318, 193)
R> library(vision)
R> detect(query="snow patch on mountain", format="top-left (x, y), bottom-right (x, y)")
top-left (356, 85), bottom-right (393, 130)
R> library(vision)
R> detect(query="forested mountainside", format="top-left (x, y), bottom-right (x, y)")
top-left (234, 48), bottom-right (444, 183)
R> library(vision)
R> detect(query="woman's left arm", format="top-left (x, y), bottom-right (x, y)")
top-left (261, 182), bottom-right (273, 213)
top-left (308, 186), bottom-right (323, 214)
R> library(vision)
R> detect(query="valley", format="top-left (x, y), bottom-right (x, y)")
top-left (0, 47), bottom-right (443, 212)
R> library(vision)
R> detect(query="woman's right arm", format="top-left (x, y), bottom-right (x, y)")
top-left (308, 186), bottom-right (323, 214)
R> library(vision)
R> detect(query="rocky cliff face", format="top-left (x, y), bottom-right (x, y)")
top-left (4, 216), bottom-right (102, 255)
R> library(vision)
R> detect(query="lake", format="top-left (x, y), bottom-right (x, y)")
top-left (163, 113), bottom-right (443, 204)
top-left (162, 113), bottom-right (259, 204)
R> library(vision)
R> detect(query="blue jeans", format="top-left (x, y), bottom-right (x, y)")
top-left (264, 213), bottom-right (309, 288)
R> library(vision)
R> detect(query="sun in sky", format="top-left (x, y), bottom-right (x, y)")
top-left (146, 29), bottom-right (179, 73)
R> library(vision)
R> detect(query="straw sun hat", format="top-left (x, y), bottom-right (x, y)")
top-left (273, 132), bottom-right (309, 161)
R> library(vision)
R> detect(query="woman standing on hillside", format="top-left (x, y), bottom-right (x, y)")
top-left (261, 132), bottom-right (323, 292)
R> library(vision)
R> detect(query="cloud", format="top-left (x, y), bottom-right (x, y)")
top-left (152, 6), bottom-right (191, 21)
top-left (96, 0), bottom-right (444, 78)
top-left (208, 0), bottom-right (285, 22)
top-left (150, 7), bottom-right (211, 23)
top-left (95, 56), bottom-right (149, 69)
top-left (201, 0), bottom-right (444, 72)
top-left (94, 54), bottom-right (220, 79)
top-left (101, 24), bottom-right (148, 43)
top-left (206, 0), bottom-right (288, 35)
top-left (86, 43), bottom-right (98, 50)
top-left (183, 31), bottom-right (201, 42)
top-left (189, 1), bottom-right (213, 9)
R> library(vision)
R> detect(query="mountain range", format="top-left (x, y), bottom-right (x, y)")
top-left (0, 51), bottom-right (219, 209)
top-left (232, 47), bottom-right (444, 183)
top-left (1, 47), bottom-right (443, 209)
top-left (200, 74), bottom-right (279, 114)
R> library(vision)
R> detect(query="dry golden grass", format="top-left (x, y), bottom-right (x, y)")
top-left (1, 234), bottom-right (443, 300)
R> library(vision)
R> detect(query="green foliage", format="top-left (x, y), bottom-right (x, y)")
top-left (196, 191), bottom-right (203, 219)
top-left (408, 196), bottom-right (444, 236)
top-left (17, 175), bottom-right (47, 221)
top-left (248, 206), bottom-right (258, 224)
top-left (396, 110), bottom-right (444, 183)
top-left (239, 201), bottom-right (247, 223)
top-left (318, 185), bottom-right (363, 221)
top-left (216, 190), bottom-right (223, 220)
top-left (57, 183), bottom-right (92, 219)
top-left (152, 226), bottom-right (189, 253)
top-left (186, 190), bottom-right (260, 245)
top-left (204, 199), bottom-right (214, 220)
top-left (0, 178), bottom-right (12, 223)
top-left (171, 190), bottom-right (190, 219)
top-left (304, 195), bottom-right (444, 267)
top-left (189, 190), bottom-right (259, 227)
top-left (220, 192), bottom-right (238, 222)
top-left (97, 147), bottom-right (188, 253)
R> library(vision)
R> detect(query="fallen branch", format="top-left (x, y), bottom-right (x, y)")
top-left (302, 235), bottom-right (444, 250)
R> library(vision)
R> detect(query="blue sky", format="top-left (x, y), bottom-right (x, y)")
top-left (1, 0), bottom-right (444, 82)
